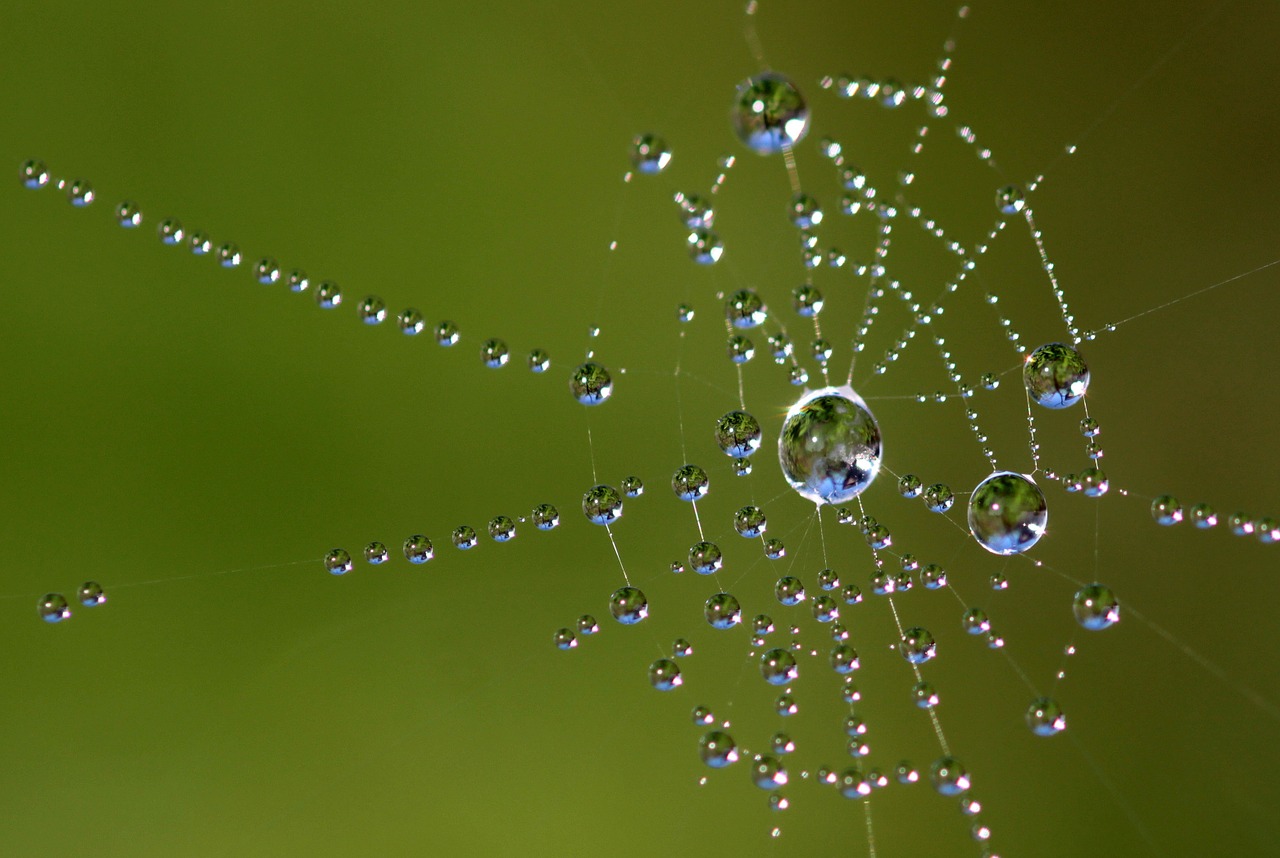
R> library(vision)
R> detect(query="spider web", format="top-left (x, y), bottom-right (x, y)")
top-left (0, 1), bottom-right (1278, 856)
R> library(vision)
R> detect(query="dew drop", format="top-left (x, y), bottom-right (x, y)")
top-left (967, 471), bottom-right (1048, 555)
top-left (577, 615), bottom-right (599, 635)
top-left (38, 593), bottom-right (70, 623)
top-left (451, 525), bottom-right (478, 549)
top-left (649, 658), bottom-right (683, 691)
top-left (20, 159), bottom-right (49, 189)
top-left (609, 586), bottom-right (649, 625)
top-left (689, 541), bottom-right (723, 574)
top-left (1151, 494), bottom-right (1183, 526)
top-left (359, 296), bottom-right (387, 324)
top-left (774, 576), bottom-right (806, 606)
top-left (725, 289), bottom-right (768, 328)
top-left (996, 185), bottom-right (1026, 214)
top-left (732, 72), bottom-right (810, 155)
top-left (899, 627), bottom-right (937, 664)
top-left (403, 534), bottom-right (434, 564)
top-left (435, 320), bottom-right (460, 346)
top-left (364, 541), bottom-right (389, 564)
top-left (582, 485), bottom-right (623, 525)
top-left (570, 361), bottom-right (612, 405)
top-left (1073, 583), bottom-right (1120, 630)
top-left (315, 280), bottom-right (342, 309)
top-left (930, 757), bottom-right (971, 796)
top-left (157, 218), bottom-right (184, 245)
top-left (532, 503), bottom-right (560, 530)
top-left (750, 754), bottom-right (789, 789)
top-left (487, 516), bottom-right (516, 542)
top-left (631, 133), bottom-right (672, 174)
top-left (324, 548), bottom-right (353, 575)
top-left (621, 476), bottom-right (644, 497)
top-left (923, 483), bottom-right (955, 513)
top-left (397, 308), bottom-right (425, 335)
top-left (672, 464), bottom-right (710, 500)
top-left (1025, 697), bottom-right (1067, 736)
top-left (700, 731), bottom-right (739, 768)
top-left (67, 179), bottom-right (94, 206)
top-left (481, 338), bottom-right (509, 368)
top-left (216, 243), bottom-right (242, 268)
top-left (760, 648), bottom-right (799, 685)
top-left (705, 592), bottom-right (743, 629)
top-left (1024, 343), bottom-right (1089, 408)
top-left (778, 386), bottom-right (882, 505)
top-left (115, 201), bottom-right (142, 227)
top-left (77, 581), bottom-right (106, 607)
top-left (554, 628), bottom-right (577, 650)
top-left (527, 349), bottom-right (550, 373)
top-left (254, 258), bottom-right (280, 285)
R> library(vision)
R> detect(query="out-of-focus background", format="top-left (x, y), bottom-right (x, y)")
top-left (0, 1), bottom-right (1277, 855)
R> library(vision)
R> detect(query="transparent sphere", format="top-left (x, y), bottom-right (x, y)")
top-left (705, 592), bottom-right (742, 629)
top-left (531, 503), bottom-right (560, 530)
top-left (774, 576), bottom-right (806, 606)
top-left (778, 386), bottom-right (882, 505)
top-left (553, 628), bottom-right (577, 650)
top-left (1024, 343), bottom-right (1090, 408)
top-left (750, 754), bottom-right (789, 789)
top-left (1025, 697), bottom-right (1067, 736)
top-left (716, 410), bottom-right (762, 458)
top-left (582, 484), bottom-right (623, 525)
top-left (996, 184), bottom-right (1026, 214)
top-left (451, 525), bottom-right (478, 549)
top-left (609, 586), bottom-right (648, 625)
top-left (487, 515), bottom-right (516, 542)
top-left (672, 464), bottom-right (710, 501)
top-left (688, 541), bottom-right (723, 574)
top-left (403, 535), bottom-right (434, 563)
top-left (364, 542), bottom-right (389, 564)
top-left (899, 627), bottom-right (937, 664)
top-left (648, 658), bottom-right (683, 691)
top-left (480, 338), bottom-right (509, 368)
top-left (631, 133), bottom-right (672, 174)
top-left (760, 648), bottom-right (799, 685)
top-left (324, 548), bottom-right (353, 575)
top-left (1073, 583), bottom-right (1120, 630)
top-left (725, 289), bottom-right (768, 328)
top-left (967, 471), bottom-right (1048, 555)
top-left (621, 476), bottom-right (644, 497)
top-left (38, 593), bottom-right (70, 623)
top-left (734, 505), bottom-right (767, 537)
top-left (77, 581), bottom-right (106, 607)
top-left (732, 72), bottom-right (811, 155)
top-left (700, 731), bottom-right (739, 768)
top-left (570, 362), bottom-right (612, 405)
top-left (930, 756), bottom-right (971, 796)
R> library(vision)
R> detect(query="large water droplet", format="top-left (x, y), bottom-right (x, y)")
top-left (1025, 697), bottom-right (1067, 736)
top-left (716, 410), bottom-right (762, 458)
top-left (77, 581), bottom-right (106, 607)
top-left (609, 586), bottom-right (648, 624)
top-left (1073, 583), bottom-right (1119, 630)
top-left (899, 627), bottom-right (937, 664)
top-left (778, 386), bottom-right (882, 505)
top-left (700, 731), bottom-right (739, 767)
top-left (1024, 343), bottom-right (1089, 409)
top-left (967, 471), bottom-right (1048, 555)
top-left (732, 72), bottom-right (810, 155)
top-left (582, 485), bottom-right (623, 525)
top-left (648, 658), bottom-right (683, 690)
top-left (672, 464), bottom-right (709, 501)
top-left (570, 362), bottom-right (612, 405)
top-left (750, 754), bottom-right (789, 789)
top-left (705, 593), bottom-right (742, 629)
top-left (760, 648), bottom-right (799, 685)
top-left (631, 133), bottom-right (672, 174)
top-left (38, 593), bottom-right (70, 623)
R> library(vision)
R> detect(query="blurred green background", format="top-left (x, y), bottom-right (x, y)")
top-left (1, 1), bottom-right (1278, 855)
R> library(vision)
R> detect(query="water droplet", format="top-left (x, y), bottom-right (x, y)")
top-left (913, 681), bottom-right (940, 708)
top-left (284, 269), bottom-right (308, 292)
top-left (1190, 503), bottom-right (1218, 529)
top-left (315, 280), bottom-right (342, 309)
top-left (526, 348), bottom-right (550, 373)
top-left (576, 615), bottom-right (599, 635)
top-left (760, 648), bottom-right (799, 685)
top-left (216, 243), bottom-right (242, 268)
top-left (672, 638), bottom-right (693, 657)
top-left (962, 608), bottom-right (991, 635)
top-left (480, 338), bottom-right (508, 368)
top-left (553, 628), bottom-right (578, 650)
top-left (899, 627), bottom-right (937, 664)
top-left (364, 542), bottom-right (388, 564)
top-left (77, 581), bottom-right (106, 607)
top-left (726, 334), bottom-right (754, 363)
top-left (403, 534), bottom-right (434, 563)
top-left (582, 485), bottom-right (623, 525)
top-left (922, 483), bottom-right (954, 513)
top-left (687, 228), bottom-right (724, 264)
top-left (931, 757), bottom-right (971, 796)
top-left (996, 185), bottom-right (1026, 214)
top-left (631, 133), bottom-right (672, 174)
top-left (1152, 494), bottom-right (1183, 526)
top-left (967, 471), bottom-right (1048, 555)
top-left (397, 308), bottom-right (424, 335)
top-left (488, 516), bottom-right (516, 542)
top-left (779, 386), bottom-right (882, 505)
top-left (157, 218), bottom-right (184, 245)
top-left (895, 763), bottom-right (920, 785)
top-left (792, 284), bottom-right (824, 317)
top-left (980, 372), bottom-right (1000, 390)
top-left (1026, 697), bottom-right (1067, 736)
top-left (788, 193), bottom-right (823, 228)
top-left (700, 731), bottom-right (739, 767)
top-left (771, 733), bottom-right (796, 755)
top-left (732, 72), bottom-right (810, 155)
top-left (764, 539), bottom-right (786, 559)
top-left (324, 548), bottom-right (353, 575)
top-left (532, 503), bottom-right (560, 530)
top-left (609, 586), bottom-right (648, 624)
top-left (435, 320), bottom-right (460, 346)
top-left (692, 705), bottom-right (716, 726)
top-left (689, 541), bottom-right (723, 575)
top-left (1024, 343), bottom-right (1090, 408)
top-left (677, 303), bottom-right (695, 323)
top-left (920, 564), bottom-right (947, 590)
top-left (189, 231), bottom-right (212, 255)
top-left (649, 658), bottom-right (683, 690)
top-left (672, 464), bottom-right (710, 500)
top-left (451, 525), bottom-right (478, 549)
top-left (1073, 583), bottom-right (1120, 630)
top-left (774, 576), bottom-right (806, 606)
top-left (67, 179), bottom-right (94, 206)
top-left (38, 593), bottom-right (70, 623)
top-left (358, 296), bottom-right (387, 324)
top-left (830, 644), bottom-right (860, 674)
top-left (725, 289), bottom-right (768, 329)
top-left (838, 767), bottom-right (871, 798)
top-left (20, 159), bottom-right (49, 189)
top-left (705, 593), bottom-right (743, 629)
top-left (897, 474), bottom-right (923, 499)
top-left (750, 754), bottom-right (789, 789)
top-left (570, 361), bottom-right (612, 405)
top-left (621, 476), bottom-right (644, 497)
top-left (115, 201), bottom-right (142, 227)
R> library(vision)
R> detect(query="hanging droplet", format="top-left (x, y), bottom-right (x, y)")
top-left (1151, 494), bottom-right (1183, 526)
top-left (899, 627), bottom-right (937, 664)
top-left (788, 194), bottom-right (823, 228)
top-left (923, 483), bottom-right (955, 513)
top-left (1024, 343), bottom-right (1090, 409)
top-left (687, 228), bottom-right (724, 264)
top-left (996, 185), bottom-right (1026, 214)
top-left (38, 593), bottom-right (70, 623)
top-left (324, 548), bottom-right (353, 575)
top-left (570, 361), bottom-right (612, 405)
top-left (921, 564), bottom-right (947, 589)
top-left (532, 503), bottom-right (560, 530)
top-left (726, 334), bottom-right (754, 363)
top-left (774, 575), bottom-right (806, 606)
top-left (397, 308), bottom-right (425, 335)
top-left (732, 72), bottom-right (811, 155)
top-left (967, 471), bottom-right (1048, 555)
top-left (1073, 583), bottom-right (1120, 630)
top-left (621, 476), bottom-right (644, 497)
top-left (582, 485), bottom-right (623, 525)
top-left (284, 269), bottom-right (308, 292)
top-left (216, 243), bottom-right (242, 268)
top-left (358, 296), bottom-right (387, 325)
top-left (672, 638), bottom-right (693, 657)
top-left (527, 349), bottom-right (550, 373)
top-left (912, 681), bottom-right (939, 708)
top-left (688, 541), bottom-right (723, 575)
top-left (481, 338), bottom-right (509, 368)
top-left (734, 505), bottom-right (767, 537)
top-left (609, 586), bottom-right (649, 624)
top-left (67, 179), bottom-right (94, 206)
top-left (315, 280), bottom-right (342, 309)
top-left (760, 648), bottom-right (799, 685)
top-left (750, 754), bottom-right (789, 789)
top-left (157, 218), bottom-right (184, 245)
top-left (115, 201), bottom-right (142, 227)
top-left (648, 658), bottom-right (683, 691)
top-left (403, 534), bottom-right (434, 564)
top-left (700, 731), bottom-right (739, 768)
top-left (254, 258), bottom-right (281, 285)
top-left (930, 757), bottom-right (971, 796)
top-left (631, 133), bottom-right (672, 174)
top-left (577, 615), bottom-right (599, 635)
top-left (77, 581), bottom-right (106, 607)
top-left (487, 516), bottom-right (516, 542)
top-left (792, 284), bottom-right (824, 317)
top-left (553, 628), bottom-right (578, 650)
top-left (779, 386), bottom-right (882, 505)
top-left (672, 464), bottom-right (710, 500)
top-left (830, 644), bottom-right (860, 674)
top-left (20, 159), bottom-right (49, 189)
top-left (898, 474), bottom-right (923, 498)
top-left (705, 592), bottom-right (743, 629)
top-left (451, 525), bottom-right (478, 549)
top-left (962, 608), bottom-right (991, 635)
top-left (1025, 697), bottom-right (1067, 736)
top-left (189, 231), bottom-right (212, 255)
top-left (725, 289), bottom-right (768, 329)
top-left (364, 542), bottom-right (389, 564)
top-left (435, 320), bottom-right (460, 346)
